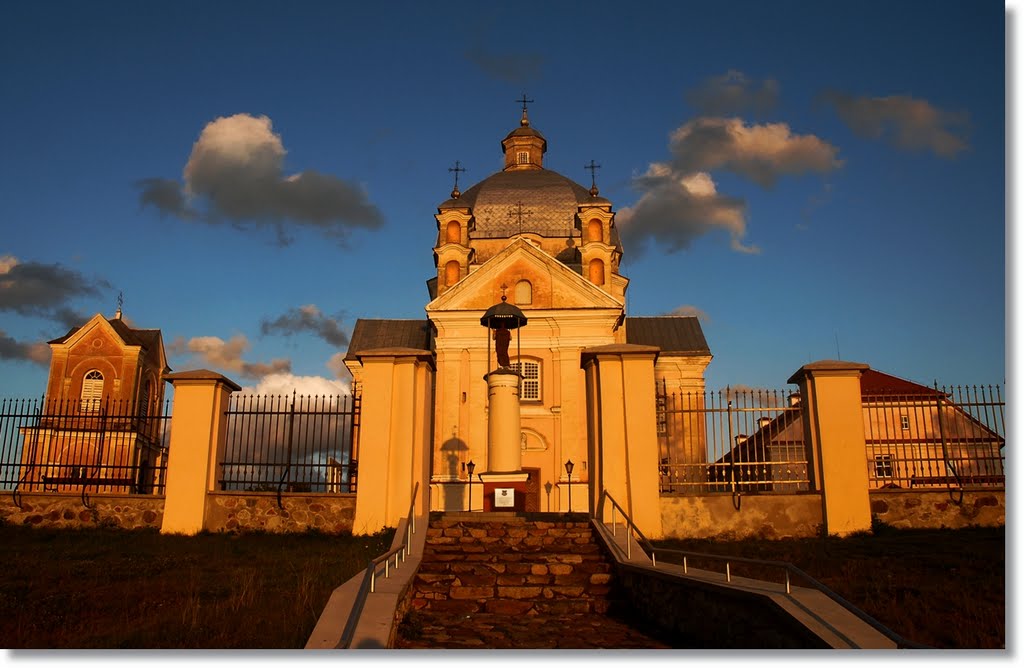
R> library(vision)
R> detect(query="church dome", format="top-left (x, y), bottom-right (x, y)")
top-left (457, 169), bottom-right (593, 237)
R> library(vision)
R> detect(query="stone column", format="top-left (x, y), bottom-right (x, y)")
top-left (788, 360), bottom-right (872, 536)
top-left (485, 368), bottom-right (522, 473)
top-left (160, 370), bottom-right (240, 535)
top-left (478, 368), bottom-right (529, 511)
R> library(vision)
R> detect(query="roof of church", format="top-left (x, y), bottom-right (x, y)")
top-left (451, 169), bottom-right (594, 237)
top-left (49, 317), bottom-right (162, 352)
top-left (624, 316), bottom-right (710, 355)
top-left (345, 319), bottom-right (433, 360)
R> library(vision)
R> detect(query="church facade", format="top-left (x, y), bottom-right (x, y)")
top-left (18, 309), bottom-right (170, 494)
top-left (344, 107), bottom-right (711, 534)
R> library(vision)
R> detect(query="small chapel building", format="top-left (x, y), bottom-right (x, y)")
top-left (18, 308), bottom-right (170, 494)
top-left (343, 106), bottom-right (711, 536)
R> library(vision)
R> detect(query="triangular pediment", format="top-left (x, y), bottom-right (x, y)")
top-left (51, 314), bottom-right (136, 350)
top-left (427, 237), bottom-right (623, 312)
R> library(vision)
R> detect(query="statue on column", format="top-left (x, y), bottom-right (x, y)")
top-left (494, 324), bottom-right (511, 367)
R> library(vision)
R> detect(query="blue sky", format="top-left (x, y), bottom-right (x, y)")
top-left (0, 0), bottom-right (1007, 398)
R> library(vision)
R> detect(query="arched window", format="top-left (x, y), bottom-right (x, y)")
top-left (511, 359), bottom-right (541, 402)
top-left (587, 219), bottom-right (603, 243)
top-left (81, 370), bottom-right (104, 412)
top-left (445, 260), bottom-right (460, 287)
top-left (517, 151), bottom-right (529, 165)
top-left (589, 258), bottom-right (605, 285)
top-left (446, 221), bottom-right (461, 244)
top-left (514, 279), bottom-right (532, 305)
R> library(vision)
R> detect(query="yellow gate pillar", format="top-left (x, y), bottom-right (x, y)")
top-left (789, 360), bottom-right (872, 536)
top-left (581, 344), bottom-right (663, 539)
top-left (160, 370), bottom-right (240, 535)
top-left (351, 349), bottom-right (435, 535)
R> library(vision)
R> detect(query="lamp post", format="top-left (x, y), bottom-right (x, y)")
top-left (467, 460), bottom-right (476, 512)
top-left (564, 459), bottom-right (574, 515)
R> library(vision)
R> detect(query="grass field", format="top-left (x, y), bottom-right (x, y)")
top-left (0, 522), bottom-right (1004, 649)
top-left (0, 525), bottom-right (393, 649)
top-left (652, 524), bottom-right (1005, 649)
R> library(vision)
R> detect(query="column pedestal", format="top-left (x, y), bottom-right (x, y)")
top-left (478, 472), bottom-right (530, 512)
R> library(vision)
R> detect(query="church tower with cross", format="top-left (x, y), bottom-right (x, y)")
top-left (344, 100), bottom-right (711, 534)
top-left (427, 97), bottom-right (623, 301)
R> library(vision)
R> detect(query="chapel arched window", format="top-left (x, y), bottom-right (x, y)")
top-left (81, 370), bottom-right (104, 412)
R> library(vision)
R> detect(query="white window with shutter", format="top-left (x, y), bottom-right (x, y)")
top-left (81, 370), bottom-right (104, 412)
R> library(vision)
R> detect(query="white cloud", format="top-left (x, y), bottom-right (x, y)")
top-left (326, 352), bottom-right (351, 380)
top-left (666, 305), bottom-right (711, 322)
top-left (239, 372), bottom-right (350, 396)
top-left (618, 166), bottom-right (758, 255)
top-left (176, 333), bottom-right (291, 380)
top-left (139, 113), bottom-right (384, 242)
top-left (669, 117), bottom-right (843, 187)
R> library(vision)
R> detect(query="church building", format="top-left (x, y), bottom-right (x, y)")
top-left (18, 307), bottom-right (170, 494)
top-left (343, 104), bottom-right (711, 535)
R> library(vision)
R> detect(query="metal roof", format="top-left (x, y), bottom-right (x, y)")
top-left (624, 316), bottom-right (710, 355)
top-left (345, 319), bottom-right (433, 360)
top-left (458, 169), bottom-right (593, 237)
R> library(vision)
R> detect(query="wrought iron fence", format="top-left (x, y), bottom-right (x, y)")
top-left (864, 384), bottom-right (1005, 490)
top-left (0, 396), bottom-right (171, 497)
top-left (220, 392), bottom-right (358, 494)
top-left (657, 384), bottom-right (808, 495)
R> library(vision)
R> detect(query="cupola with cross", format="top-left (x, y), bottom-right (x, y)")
top-left (429, 96), bottom-right (626, 301)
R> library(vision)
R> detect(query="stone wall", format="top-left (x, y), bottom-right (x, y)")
top-left (204, 492), bottom-right (357, 533)
top-left (0, 492), bottom-right (164, 529)
top-left (869, 489), bottom-right (1004, 529)
top-left (660, 493), bottom-right (823, 540)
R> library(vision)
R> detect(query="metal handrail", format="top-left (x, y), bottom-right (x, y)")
top-left (338, 481), bottom-right (420, 649)
top-left (596, 489), bottom-right (928, 649)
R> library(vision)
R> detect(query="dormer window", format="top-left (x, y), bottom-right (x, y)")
top-left (517, 151), bottom-right (529, 165)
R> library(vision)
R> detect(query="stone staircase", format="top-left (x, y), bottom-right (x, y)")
top-left (408, 513), bottom-right (616, 616)
top-left (395, 513), bottom-right (669, 648)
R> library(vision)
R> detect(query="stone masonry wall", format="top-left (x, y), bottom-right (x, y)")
top-left (660, 493), bottom-right (824, 540)
top-left (0, 492), bottom-right (164, 529)
top-left (204, 492), bottom-right (357, 534)
top-left (869, 489), bottom-right (1004, 529)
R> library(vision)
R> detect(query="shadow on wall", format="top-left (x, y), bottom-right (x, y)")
top-left (441, 436), bottom-right (469, 510)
